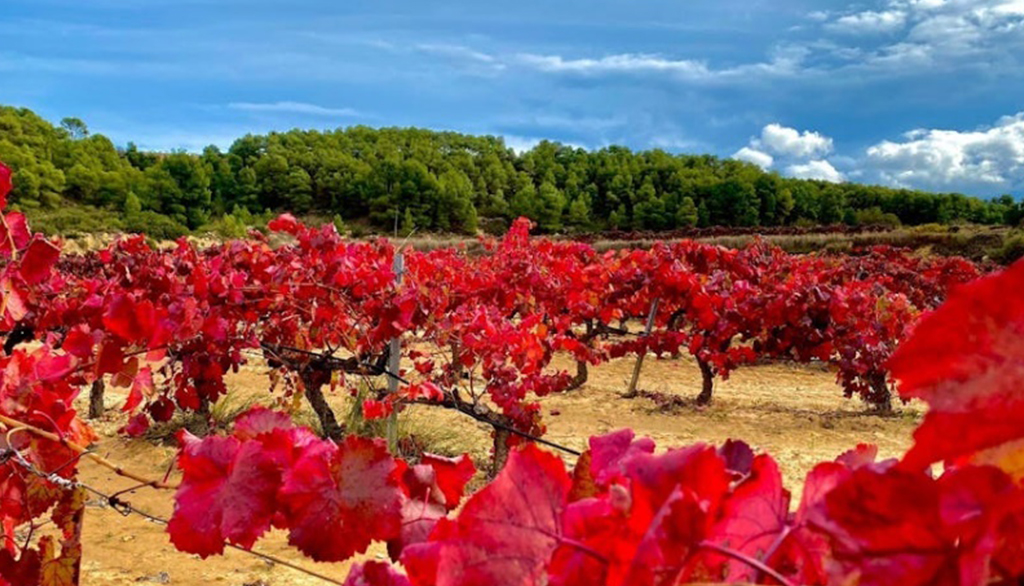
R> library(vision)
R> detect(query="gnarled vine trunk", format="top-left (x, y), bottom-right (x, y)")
top-left (566, 360), bottom-right (588, 392)
top-left (868, 372), bottom-right (893, 414)
top-left (696, 359), bottom-right (715, 406)
top-left (301, 368), bottom-right (344, 440)
top-left (88, 379), bottom-right (105, 419)
top-left (491, 428), bottom-right (512, 479)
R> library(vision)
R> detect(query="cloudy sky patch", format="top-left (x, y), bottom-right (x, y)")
top-left (3, 0), bottom-right (1023, 195)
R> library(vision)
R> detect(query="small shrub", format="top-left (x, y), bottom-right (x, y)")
top-left (124, 211), bottom-right (190, 240)
top-left (348, 223), bottom-right (371, 238)
top-left (24, 202), bottom-right (125, 236)
top-left (909, 222), bottom-right (947, 233)
top-left (854, 207), bottom-right (902, 228)
top-left (991, 232), bottom-right (1024, 265)
top-left (197, 213), bottom-right (249, 239)
top-left (332, 213), bottom-right (347, 235)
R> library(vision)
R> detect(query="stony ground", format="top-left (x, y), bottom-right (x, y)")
top-left (73, 353), bottom-right (920, 586)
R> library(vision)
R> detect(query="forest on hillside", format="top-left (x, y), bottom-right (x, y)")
top-left (2, 104), bottom-right (1022, 237)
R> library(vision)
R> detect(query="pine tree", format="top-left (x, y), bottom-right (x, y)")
top-left (676, 197), bottom-right (698, 227)
top-left (401, 207), bottom-right (416, 236)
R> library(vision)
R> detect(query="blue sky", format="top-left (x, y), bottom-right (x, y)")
top-left (2, 0), bottom-right (1024, 196)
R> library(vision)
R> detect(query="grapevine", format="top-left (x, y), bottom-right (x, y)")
top-left (1, 158), bottom-right (1021, 586)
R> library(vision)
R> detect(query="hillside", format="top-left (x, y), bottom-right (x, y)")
top-left (2, 105), bottom-right (1022, 238)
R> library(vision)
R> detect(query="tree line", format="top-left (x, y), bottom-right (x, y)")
top-left (1, 104), bottom-right (1022, 236)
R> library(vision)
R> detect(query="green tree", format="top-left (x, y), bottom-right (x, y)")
top-left (566, 193), bottom-right (593, 230)
top-left (124, 191), bottom-right (142, 215)
top-left (149, 153), bottom-right (212, 229)
top-left (676, 196), bottom-right (699, 227)
top-left (400, 207), bottom-right (416, 236)
top-left (819, 185), bottom-right (846, 224)
top-left (608, 204), bottom-right (628, 229)
top-left (60, 117), bottom-right (89, 140)
top-left (437, 169), bottom-right (478, 233)
top-left (509, 174), bottom-right (539, 220)
top-left (0, 104), bottom-right (1016, 237)
top-left (536, 181), bottom-right (566, 232)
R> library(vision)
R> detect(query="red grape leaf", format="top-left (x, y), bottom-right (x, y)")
top-left (122, 413), bottom-right (150, 437)
top-left (403, 444), bottom-right (570, 586)
top-left (0, 547), bottom-right (40, 586)
top-left (388, 497), bottom-right (447, 562)
top-left (62, 328), bottom-right (94, 359)
top-left (0, 213), bottom-right (30, 256)
top-left (588, 429), bottom-right (656, 488)
top-left (39, 536), bottom-right (78, 586)
top-left (102, 295), bottom-right (156, 343)
top-left (343, 561), bottom-right (411, 586)
top-left (122, 367), bottom-right (153, 413)
top-left (19, 237), bottom-right (52, 279)
top-left (703, 454), bottom-right (790, 582)
top-left (362, 399), bottom-right (393, 420)
top-left (419, 454), bottom-right (476, 510)
top-left (168, 432), bottom-right (283, 556)
top-left (19, 239), bottom-right (61, 286)
top-left (549, 497), bottom-right (622, 585)
top-left (835, 443), bottom-right (881, 469)
top-left (233, 407), bottom-right (294, 440)
top-left (617, 484), bottom-right (713, 586)
top-left (278, 436), bottom-right (403, 562)
top-left (267, 213), bottom-right (301, 235)
top-left (718, 439), bottom-right (755, 476)
top-left (808, 465), bottom-right (1024, 586)
top-left (888, 260), bottom-right (1024, 474)
top-left (0, 162), bottom-right (11, 207)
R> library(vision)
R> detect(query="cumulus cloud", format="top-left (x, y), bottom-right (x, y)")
top-left (228, 101), bottom-right (360, 117)
top-left (826, 10), bottom-right (908, 34)
top-left (731, 124), bottom-right (842, 180)
top-left (816, 0), bottom-right (1024, 73)
top-left (759, 123), bottom-right (834, 159)
top-left (732, 146), bottom-right (774, 169)
top-left (513, 0), bottom-right (1024, 85)
top-left (786, 160), bottom-right (846, 182)
top-left (863, 112), bottom-right (1024, 191)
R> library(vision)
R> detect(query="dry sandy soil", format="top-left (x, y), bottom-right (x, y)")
top-left (71, 354), bottom-right (921, 586)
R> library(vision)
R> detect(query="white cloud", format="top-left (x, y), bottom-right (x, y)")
top-left (863, 112), bottom-right (1024, 191)
top-left (497, 113), bottom-right (625, 132)
top-left (816, 0), bottom-right (1024, 74)
top-left (826, 10), bottom-right (908, 34)
top-left (516, 46), bottom-right (808, 82)
top-left (501, 136), bottom-right (544, 154)
top-left (732, 124), bottom-right (841, 180)
top-left (732, 146), bottom-right (774, 169)
top-left (786, 160), bottom-right (846, 182)
top-left (414, 43), bottom-right (500, 65)
top-left (517, 53), bottom-right (711, 77)
top-left (228, 101), bottom-right (360, 117)
top-left (759, 123), bottom-right (834, 159)
top-left (649, 135), bottom-right (702, 151)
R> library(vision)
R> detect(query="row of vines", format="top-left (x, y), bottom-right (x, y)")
top-left (2, 158), bottom-right (1023, 585)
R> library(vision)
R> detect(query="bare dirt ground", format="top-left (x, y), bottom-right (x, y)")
top-left (72, 354), bottom-right (920, 586)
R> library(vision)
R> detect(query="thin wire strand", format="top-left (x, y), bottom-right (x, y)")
top-left (369, 363), bottom-right (583, 457)
top-left (256, 342), bottom-right (583, 456)
top-left (1, 447), bottom-right (345, 586)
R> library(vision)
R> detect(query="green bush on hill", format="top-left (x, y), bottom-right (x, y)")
top-left (1, 104), bottom-right (1022, 236)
